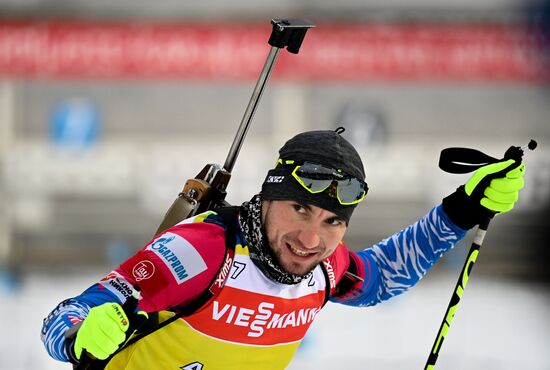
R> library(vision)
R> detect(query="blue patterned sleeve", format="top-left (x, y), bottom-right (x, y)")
top-left (331, 205), bottom-right (467, 307)
top-left (40, 278), bottom-right (127, 362)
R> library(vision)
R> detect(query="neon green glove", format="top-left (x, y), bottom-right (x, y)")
top-left (74, 302), bottom-right (130, 361)
top-left (443, 159), bottom-right (525, 229)
top-left (465, 159), bottom-right (525, 213)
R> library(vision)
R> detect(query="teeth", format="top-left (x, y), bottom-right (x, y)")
top-left (289, 245), bottom-right (310, 257)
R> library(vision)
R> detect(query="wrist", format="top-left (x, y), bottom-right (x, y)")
top-left (442, 186), bottom-right (494, 230)
top-left (64, 324), bottom-right (82, 365)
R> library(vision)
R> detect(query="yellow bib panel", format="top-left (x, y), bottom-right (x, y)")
top-left (106, 311), bottom-right (300, 370)
top-left (106, 245), bottom-right (328, 370)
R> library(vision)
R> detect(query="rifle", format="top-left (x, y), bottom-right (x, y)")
top-left (154, 19), bottom-right (315, 235)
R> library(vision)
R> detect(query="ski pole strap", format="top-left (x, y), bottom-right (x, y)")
top-left (439, 144), bottom-right (527, 175)
top-left (438, 147), bottom-right (499, 174)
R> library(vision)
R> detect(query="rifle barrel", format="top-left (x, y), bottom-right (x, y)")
top-left (224, 46), bottom-right (281, 173)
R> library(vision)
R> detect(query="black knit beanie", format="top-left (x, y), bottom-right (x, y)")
top-left (261, 128), bottom-right (366, 224)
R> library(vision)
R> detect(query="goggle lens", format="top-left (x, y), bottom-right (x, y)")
top-left (291, 162), bottom-right (368, 205)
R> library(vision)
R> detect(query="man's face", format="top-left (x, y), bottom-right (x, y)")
top-left (261, 200), bottom-right (347, 276)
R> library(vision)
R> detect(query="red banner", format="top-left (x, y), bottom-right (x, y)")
top-left (0, 21), bottom-right (548, 82)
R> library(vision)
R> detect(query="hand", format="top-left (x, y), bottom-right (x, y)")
top-left (74, 303), bottom-right (130, 361)
top-left (443, 159), bottom-right (525, 229)
top-left (465, 159), bottom-right (525, 213)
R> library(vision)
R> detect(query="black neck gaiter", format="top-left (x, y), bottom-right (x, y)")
top-left (238, 194), bottom-right (311, 285)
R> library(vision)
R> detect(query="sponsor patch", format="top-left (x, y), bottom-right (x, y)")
top-left (184, 285), bottom-right (325, 345)
top-left (266, 175), bottom-right (285, 183)
top-left (323, 260), bottom-right (336, 289)
top-left (99, 271), bottom-right (135, 302)
top-left (132, 260), bottom-right (155, 281)
top-left (119, 252), bottom-right (169, 294)
top-left (145, 232), bottom-right (207, 284)
top-left (214, 253), bottom-right (234, 289)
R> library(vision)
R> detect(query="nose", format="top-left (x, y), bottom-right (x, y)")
top-left (296, 224), bottom-right (321, 250)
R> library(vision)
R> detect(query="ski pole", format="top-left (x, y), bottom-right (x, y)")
top-left (424, 140), bottom-right (537, 370)
top-left (424, 218), bottom-right (489, 370)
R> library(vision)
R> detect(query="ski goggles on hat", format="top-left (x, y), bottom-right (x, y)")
top-left (289, 162), bottom-right (368, 205)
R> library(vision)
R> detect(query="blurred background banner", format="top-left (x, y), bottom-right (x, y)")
top-left (0, 0), bottom-right (549, 369)
top-left (1, 21), bottom-right (549, 82)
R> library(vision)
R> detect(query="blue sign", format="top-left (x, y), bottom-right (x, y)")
top-left (50, 98), bottom-right (101, 149)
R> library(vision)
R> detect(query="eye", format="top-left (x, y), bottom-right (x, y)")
top-left (292, 203), bottom-right (307, 214)
top-left (326, 217), bottom-right (345, 227)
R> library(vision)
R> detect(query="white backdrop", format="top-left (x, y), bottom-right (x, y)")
top-left (1, 269), bottom-right (548, 370)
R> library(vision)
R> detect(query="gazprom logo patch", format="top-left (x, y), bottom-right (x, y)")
top-left (146, 233), bottom-right (207, 284)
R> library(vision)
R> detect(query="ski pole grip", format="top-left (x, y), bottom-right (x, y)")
top-left (268, 19), bottom-right (315, 54)
top-left (439, 145), bottom-right (523, 212)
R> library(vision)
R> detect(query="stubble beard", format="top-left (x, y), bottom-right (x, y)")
top-left (266, 235), bottom-right (323, 277)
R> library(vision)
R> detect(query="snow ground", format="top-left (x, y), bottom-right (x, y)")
top-left (1, 271), bottom-right (548, 370)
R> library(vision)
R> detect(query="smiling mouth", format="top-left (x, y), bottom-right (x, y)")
top-left (287, 243), bottom-right (315, 257)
